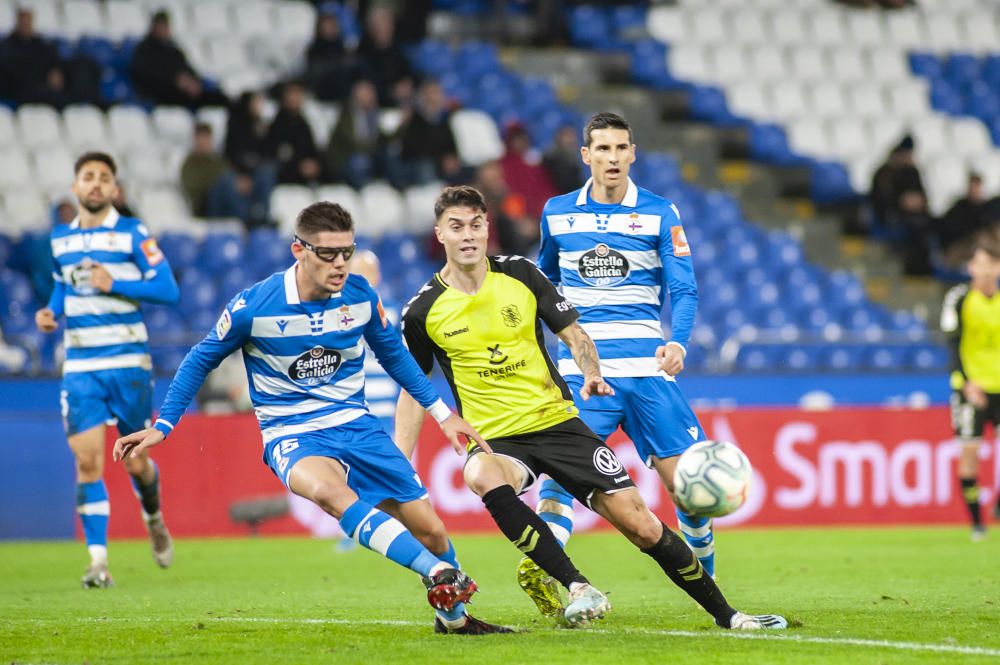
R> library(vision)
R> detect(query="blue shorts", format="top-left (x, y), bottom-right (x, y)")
top-left (264, 413), bottom-right (429, 506)
top-left (60, 367), bottom-right (153, 437)
top-left (565, 374), bottom-right (704, 466)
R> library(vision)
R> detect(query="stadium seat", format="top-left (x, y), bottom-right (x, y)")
top-left (302, 100), bottom-right (338, 148)
top-left (770, 81), bottom-right (808, 123)
top-left (274, 0), bottom-right (316, 44)
top-left (202, 36), bottom-right (247, 78)
top-left (16, 105), bottom-right (63, 149)
top-left (104, 0), bottom-right (146, 41)
top-left (58, 0), bottom-right (105, 39)
top-left (806, 9), bottom-right (846, 48)
top-left (450, 110), bottom-right (504, 166)
top-left (359, 182), bottom-right (405, 238)
top-left (845, 10), bottom-right (884, 48)
top-left (108, 105), bottom-right (154, 153)
top-left (809, 81), bottom-right (849, 120)
top-left (0, 147), bottom-right (33, 189)
top-left (788, 46), bottom-right (828, 83)
top-left (646, 6), bottom-right (686, 44)
top-left (62, 104), bottom-right (110, 153)
top-left (270, 185), bottom-right (316, 234)
top-left (2, 190), bottom-right (49, 235)
top-left (152, 106), bottom-right (194, 146)
top-left (189, 2), bottom-right (231, 38)
top-left (233, 0), bottom-right (273, 38)
top-left (316, 184), bottom-right (363, 226)
top-left (403, 182), bottom-right (445, 233)
top-left (137, 187), bottom-right (196, 235)
top-left (31, 145), bottom-right (75, 193)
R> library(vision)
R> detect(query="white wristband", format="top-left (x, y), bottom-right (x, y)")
top-left (427, 399), bottom-right (452, 424)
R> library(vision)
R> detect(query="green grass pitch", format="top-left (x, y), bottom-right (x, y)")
top-left (2, 527), bottom-right (999, 664)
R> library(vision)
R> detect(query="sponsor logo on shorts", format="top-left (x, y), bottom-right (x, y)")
top-left (288, 346), bottom-right (342, 386)
top-left (578, 243), bottom-right (630, 286)
top-left (593, 446), bottom-right (624, 476)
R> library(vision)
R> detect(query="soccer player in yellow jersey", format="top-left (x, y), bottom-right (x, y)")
top-left (396, 186), bottom-right (787, 630)
top-left (941, 236), bottom-right (1000, 541)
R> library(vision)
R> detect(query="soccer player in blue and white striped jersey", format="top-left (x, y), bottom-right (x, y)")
top-left (35, 152), bottom-right (180, 588)
top-left (113, 202), bottom-right (512, 634)
top-left (519, 113), bottom-right (721, 616)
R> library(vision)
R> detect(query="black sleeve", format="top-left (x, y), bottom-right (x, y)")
top-left (400, 291), bottom-right (437, 374)
top-left (940, 285), bottom-right (967, 380)
top-left (502, 256), bottom-right (579, 334)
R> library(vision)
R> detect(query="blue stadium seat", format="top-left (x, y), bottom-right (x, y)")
top-left (569, 6), bottom-right (612, 49)
top-left (909, 52), bottom-right (942, 80)
top-left (782, 346), bottom-right (819, 371)
top-left (943, 53), bottom-right (981, 89)
top-left (142, 305), bottom-right (174, 335)
top-left (865, 345), bottom-right (907, 370)
top-left (159, 233), bottom-right (200, 272)
top-left (748, 123), bottom-right (796, 165)
top-left (197, 232), bottom-right (245, 272)
top-left (908, 344), bottom-right (948, 371)
top-left (733, 345), bottom-right (775, 372)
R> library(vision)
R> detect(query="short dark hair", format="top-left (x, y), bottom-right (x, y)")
top-left (973, 232), bottom-right (1000, 260)
top-left (434, 186), bottom-right (488, 221)
top-left (583, 112), bottom-right (633, 146)
top-left (194, 122), bottom-right (213, 136)
top-left (74, 151), bottom-right (117, 176)
top-left (296, 201), bottom-right (354, 235)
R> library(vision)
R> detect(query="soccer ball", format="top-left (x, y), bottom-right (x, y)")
top-left (672, 440), bottom-right (752, 518)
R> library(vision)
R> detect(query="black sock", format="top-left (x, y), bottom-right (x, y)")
top-left (482, 486), bottom-right (588, 589)
top-left (641, 522), bottom-right (736, 627)
top-left (130, 466), bottom-right (161, 517)
top-left (960, 477), bottom-right (982, 527)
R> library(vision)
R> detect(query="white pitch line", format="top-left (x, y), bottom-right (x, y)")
top-left (16, 617), bottom-right (1000, 657)
top-left (208, 617), bottom-right (1000, 657)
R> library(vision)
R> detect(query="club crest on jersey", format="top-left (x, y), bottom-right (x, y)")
top-left (288, 346), bottom-right (342, 386)
top-left (500, 305), bottom-right (522, 327)
top-left (578, 243), bottom-right (630, 286)
top-left (337, 305), bottom-right (355, 330)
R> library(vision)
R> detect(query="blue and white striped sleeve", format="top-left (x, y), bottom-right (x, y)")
top-left (153, 291), bottom-right (252, 437)
top-left (658, 202), bottom-right (698, 350)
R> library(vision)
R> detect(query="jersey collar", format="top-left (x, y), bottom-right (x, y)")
top-left (69, 207), bottom-right (120, 230)
top-left (575, 177), bottom-right (639, 208)
top-left (283, 264), bottom-right (300, 304)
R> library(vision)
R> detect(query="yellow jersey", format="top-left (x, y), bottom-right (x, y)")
top-left (941, 284), bottom-right (1000, 393)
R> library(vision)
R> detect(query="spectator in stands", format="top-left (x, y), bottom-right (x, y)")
top-left (0, 8), bottom-right (67, 107)
top-left (224, 91), bottom-right (272, 178)
top-left (395, 79), bottom-right (461, 187)
top-left (323, 79), bottom-right (392, 188)
top-left (267, 81), bottom-right (323, 185)
top-left (936, 173), bottom-right (990, 268)
top-left (474, 161), bottom-right (531, 256)
top-left (180, 123), bottom-right (230, 216)
top-left (305, 9), bottom-right (358, 102)
top-left (357, 6), bottom-right (414, 107)
top-left (500, 122), bottom-right (556, 220)
top-left (130, 11), bottom-right (228, 109)
top-left (356, 0), bottom-right (431, 45)
top-left (544, 125), bottom-right (585, 194)
top-left (870, 135), bottom-right (932, 275)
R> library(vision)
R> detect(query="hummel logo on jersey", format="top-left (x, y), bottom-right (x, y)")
top-left (444, 326), bottom-right (469, 338)
top-left (232, 298), bottom-right (247, 312)
top-left (276, 319), bottom-right (289, 334)
top-left (687, 427), bottom-right (699, 439)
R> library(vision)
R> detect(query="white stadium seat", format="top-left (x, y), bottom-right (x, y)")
top-left (0, 106), bottom-right (15, 146)
top-left (108, 105), bottom-right (153, 152)
top-left (920, 12), bottom-right (961, 53)
top-left (32, 145), bottom-right (75, 192)
top-left (787, 118), bottom-right (829, 157)
top-left (59, 0), bottom-right (105, 39)
top-left (403, 182), bottom-right (445, 234)
top-left (274, 1), bottom-right (317, 44)
top-left (0, 147), bottom-right (33, 190)
top-left (104, 0), bottom-right (147, 41)
top-left (202, 36), bottom-right (248, 77)
top-left (788, 45), bottom-right (828, 83)
top-left (960, 11), bottom-right (1000, 54)
top-left (63, 104), bottom-right (110, 152)
top-left (727, 9), bottom-right (767, 46)
top-left (710, 45), bottom-right (749, 85)
top-left (948, 118), bottom-right (993, 159)
top-left (884, 11), bottom-right (925, 50)
top-left (195, 106), bottom-right (229, 149)
top-left (848, 82), bottom-right (888, 119)
top-left (912, 116), bottom-right (949, 162)
top-left (233, 0), bottom-right (273, 38)
top-left (647, 6), bottom-right (687, 44)
top-left (689, 8), bottom-right (727, 44)
top-left (189, 2), bottom-right (231, 38)
top-left (748, 45), bottom-right (786, 82)
top-left (725, 82), bottom-right (768, 121)
top-left (137, 186), bottom-right (195, 233)
top-left (865, 46), bottom-right (909, 83)
top-left (668, 44), bottom-right (710, 81)
top-left (845, 11), bottom-right (884, 47)
top-left (828, 48), bottom-right (866, 83)
top-left (359, 182), bottom-right (405, 238)
top-left (302, 101), bottom-right (339, 149)
top-left (770, 81), bottom-right (808, 123)
top-left (865, 116), bottom-right (906, 157)
top-left (806, 9), bottom-right (847, 48)
top-left (848, 153), bottom-right (883, 194)
top-left (809, 81), bottom-right (849, 119)
top-left (316, 184), bottom-right (363, 225)
top-left (3, 190), bottom-right (49, 234)
top-left (886, 79), bottom-right (931, 121)
top-left (125, 148), bottom-right (170, 187)
top-left (827, 119), bottom-right (869, 161)
top-left (450, 109), bottom-right (504, 166)
top-left (16, 104), bottom-right (63, 148)
top-left (270, 184), bottom-right (316, 234)
top-left (924, 155), bottom-right (968, 216)
top-left (152, 106), bottom-right (194, 145)
top-left (768, 11), bottom-right (808, 47)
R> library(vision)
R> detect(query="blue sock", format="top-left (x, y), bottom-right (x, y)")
top-left (77, 480), bottom-right (110, 559)
top-left (676, 508), bottom-right (715, 577)
top-left (435, 540), bottom-right (466, 622)
top-left (129, 460), bottom-right (161, 519)
top-left (338, 500), bottom-right (442, 577)
top-left (536, 478), bottom-right (575, 548)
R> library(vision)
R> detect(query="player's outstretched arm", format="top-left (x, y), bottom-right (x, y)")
top-left (556, 322), bottom-right (614, 401)
top-left (394, 389), bottom-right (424, 459)
top-left (113, 427), bottom-right (166, 462)
top-left (439, 413), bottom-right (492, 456)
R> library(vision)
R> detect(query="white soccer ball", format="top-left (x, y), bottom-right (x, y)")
top-left (672, 440), bottom-right (752, 518)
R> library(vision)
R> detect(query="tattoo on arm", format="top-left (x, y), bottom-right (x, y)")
top-left (563, 323), bottom-right (601, 377)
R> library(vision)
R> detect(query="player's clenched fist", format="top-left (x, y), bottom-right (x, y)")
top-left (35, 307), bottom-right (58, 333)
top-left (113, 427), bottom-right (166, 462)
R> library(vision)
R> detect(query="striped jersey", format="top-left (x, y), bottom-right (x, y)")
top-left (154, 266), bottom-right (445, 444)
top-left (48, 208), bottom-right (178, 374)
top-left (537, 177), bottom-right (697, 378)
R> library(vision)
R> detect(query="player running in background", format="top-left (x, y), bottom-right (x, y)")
top-left (35, 152), bottom-right (179, 588)
top-left (941, 235), bottom-right (1000, 541)
top-left (396, 185), bottom-right (786, 630)
top-left (516, 112), bottom-right (716, 616)
top-left (113, 202), bottom-right (511, 635)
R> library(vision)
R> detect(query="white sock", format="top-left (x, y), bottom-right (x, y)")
top-left (88, 545), bottom-right (108, 567)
